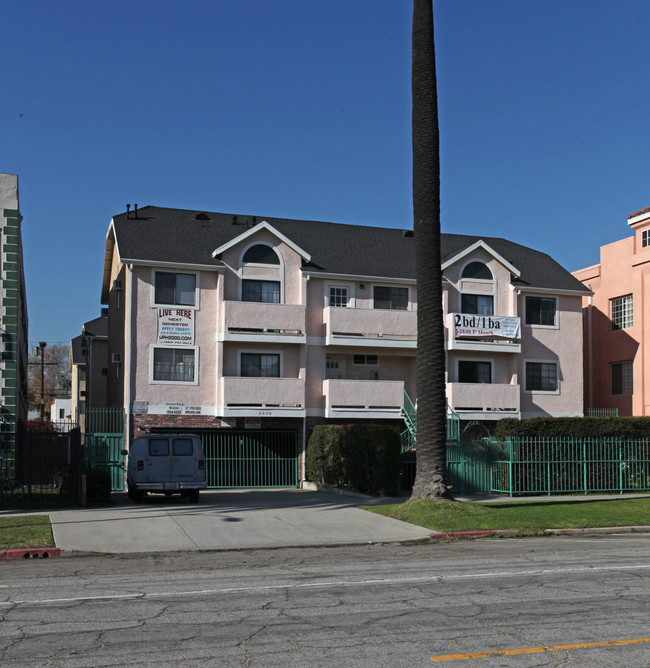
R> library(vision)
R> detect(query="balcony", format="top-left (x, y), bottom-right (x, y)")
top-left (323, 379), bottom-right (404, 419)
top-left (446, 382), bottom-right (520, 420)
top-left (219, 301), bottom-right (306, 343)
top-left (324, 307), bottom-right (417, 349)
top-left (221, 376), bottom-right (305, 417)
top-left (446, 313), bottom-right (521, 353)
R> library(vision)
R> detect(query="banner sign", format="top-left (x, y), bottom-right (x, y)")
top-left (157, 308), bottom-right (194, 345)
top-left (453, 314), bottom-right (520, 339)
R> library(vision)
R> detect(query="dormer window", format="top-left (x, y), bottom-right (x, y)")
top-left (462, 261), bottom-right (492, 280)
top-left (242, 244), bottom-right (280, 265)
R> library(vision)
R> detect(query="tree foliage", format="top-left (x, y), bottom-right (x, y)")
top-left (27, 343), bottom-right (71, 415)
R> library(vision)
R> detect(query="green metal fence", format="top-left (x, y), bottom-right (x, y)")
top-left (492, 437), bottom-right (650, 496)
top-left (152, 429), bottom-right (299, 488)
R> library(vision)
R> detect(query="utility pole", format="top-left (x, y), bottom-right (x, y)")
top-left (38, 342), bottom-right (47, 422)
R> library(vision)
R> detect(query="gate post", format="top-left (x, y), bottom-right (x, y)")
top-left (70, 428), bottom-right (82, 507)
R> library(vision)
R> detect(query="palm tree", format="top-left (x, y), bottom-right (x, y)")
top-left (410, 0), bottom-right (451, 499)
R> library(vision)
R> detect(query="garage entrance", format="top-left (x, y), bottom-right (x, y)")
top-left (151, 428), bottom-right (299, 488)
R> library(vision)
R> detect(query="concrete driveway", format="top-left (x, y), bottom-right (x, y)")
top-left (48, 488), bottom-right (431, 554)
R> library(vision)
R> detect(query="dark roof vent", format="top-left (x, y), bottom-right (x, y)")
top-left (195, 212), bottom-right (210, 221)
top-left (403, 230), bottom-right (414, 238)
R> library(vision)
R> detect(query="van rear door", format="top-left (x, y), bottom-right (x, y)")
top-left (171, 436), bottom-right (199, 482)
top-left (148, 437), bottom-right (173, 483)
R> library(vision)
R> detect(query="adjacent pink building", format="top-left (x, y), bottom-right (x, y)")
top-left (574, 206), bottom-right (650, 416)
top-left (91, 206), bottom-right (588, 486)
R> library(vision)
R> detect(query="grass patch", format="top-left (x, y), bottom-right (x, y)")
top-left (0, 515), bottom-right (55, 549)
top-left (361, 497), bottom-right (650, 533)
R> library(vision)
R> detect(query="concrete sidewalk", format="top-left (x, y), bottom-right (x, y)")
top-left (48, 488), bottom-right (431, 554)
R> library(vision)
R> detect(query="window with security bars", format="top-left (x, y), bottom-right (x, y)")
top-left (329, 287), bottom-right (349, 307)
top-left (611, 294), bottom-right (633, 330)
top-left (153, 348), bottom-right (195, 382)
top-left (525, 362), bottom-right (558, 392)
top-left (612, 362), bottom-right (633, 395)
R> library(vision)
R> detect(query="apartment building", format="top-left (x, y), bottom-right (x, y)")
top-left (98, 206), bottom-right (588, 483)
top-left (574, 206), bottom-right (650, 416)
top-left (0, 173), bottom-right (28, 436)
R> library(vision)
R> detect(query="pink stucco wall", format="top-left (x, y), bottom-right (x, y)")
top-left (574, 217), bottom-right (650, 416)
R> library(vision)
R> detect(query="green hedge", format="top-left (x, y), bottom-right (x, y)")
top-left (494, 417), bottom-right (650, 441)
top-left (305, 424), bottom-right (401, 496)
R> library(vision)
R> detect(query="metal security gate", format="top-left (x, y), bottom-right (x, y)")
top-left (82, 433), bottom-right (126, 491)
top-left (447, 441), bottom-right (494, 494)
top-left (152, 429), bottom-right (299, 488)
top-left (205, 430), bottom-right (298, 488)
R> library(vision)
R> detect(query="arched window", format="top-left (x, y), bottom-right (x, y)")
top-left (242, 244), bottom-right (280, 265)
top-left (462, 261), bottom-right (492, 280)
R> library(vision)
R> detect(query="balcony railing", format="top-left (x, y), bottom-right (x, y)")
top-left (221, 376), bottom-right (305, 411)
top-left (324, 307), bottom-right (416, 347)
top-left (446, 382), bottom-right (520, 416)
top-left (323, 379), bottom-right (404, 416)
top-left (221, 301), bottom-right (306, 339)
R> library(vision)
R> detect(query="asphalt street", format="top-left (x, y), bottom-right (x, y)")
top-left (2, 534), bottom-right (650, 666)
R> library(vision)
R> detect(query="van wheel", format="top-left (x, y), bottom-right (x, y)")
top-left (133, 489), bottom-right (145, 503)
top-left (189, 490), bottom-right (200, 503)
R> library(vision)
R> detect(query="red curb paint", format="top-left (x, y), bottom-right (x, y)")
top-left (0, 548), bottom-right (61, 560)
top-left (428, 530), bottom-right (517, 538)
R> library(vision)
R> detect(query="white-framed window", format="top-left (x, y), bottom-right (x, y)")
top-left (643, 230), bottom-right (650, 248)
top-left (461, 261), bottom-right (493, 280)
top-left (373, 286), bottom-right (408, 311)
top-left (525, 296), bottom-right (558, 327)
top-left (241, 243), bottom-right (280, 266)
top-left (240, 352), bottom-right (281, 377)
top-left (329, 286), bottom-right (349, 308)
top-left (353, 354), bottom-right (378, 366)
top-left (461, 293), bottom-right (494, 315)
top-left (242, 279), bottom-right (281, 303)
top-left (153, 271), bottom-right (198, 307)
top-left (457, 359), bottom-right (492, 383)
top-left (611, 294), bottom-right (633, 330)
top-left (525, 361), bottom-right (558, 393)
top-left (150, 346), bottom-right (198, 384)
top-left (612, 361), bottom-right (633, 395)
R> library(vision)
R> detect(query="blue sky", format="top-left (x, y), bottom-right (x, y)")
top-left (4, 0), bottom-right (650, 346)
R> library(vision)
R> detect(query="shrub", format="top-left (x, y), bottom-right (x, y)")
top-left (494, 416), bottom-right (650, 441)
top-left (306, 424), bottom-right (400, 496)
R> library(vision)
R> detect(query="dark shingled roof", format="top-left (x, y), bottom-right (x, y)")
top-left (110, 206), bottom-right (589, 294)
top-left (82, 316), bottom-right (108, 339)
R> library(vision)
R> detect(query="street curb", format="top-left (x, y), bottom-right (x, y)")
top-left (0, 548), bottom-right (61, 560)
top-left (429, 530), bottom-right (519, 538)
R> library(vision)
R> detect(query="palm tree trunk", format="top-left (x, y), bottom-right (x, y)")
top-left (411, 0), bottom-right (451, 499)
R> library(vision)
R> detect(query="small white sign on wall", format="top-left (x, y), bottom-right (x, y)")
top-left (157, 308), bottom-right (194, 345)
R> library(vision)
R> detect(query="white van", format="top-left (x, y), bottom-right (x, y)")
top-left (125, 434), bottom-right (207, 503)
